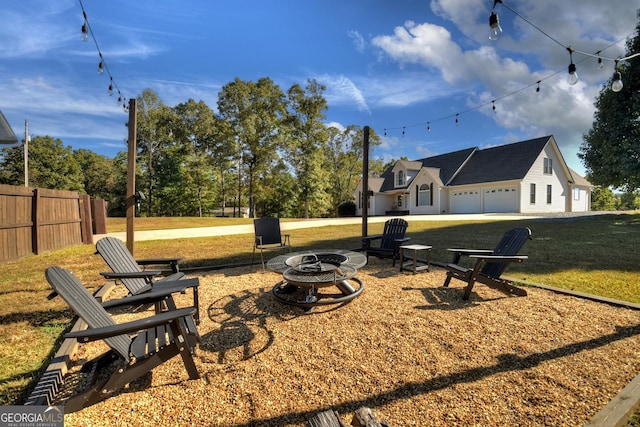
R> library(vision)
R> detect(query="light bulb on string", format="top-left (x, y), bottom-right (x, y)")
top-left (402, 127), bottom-right (405, 138)
top-left (108, 78), bottom-right (114, 96)
top-left (536, 81), bottom-right (541, 93)
top-left (567, 48), bottom-right (578, 85)
top-left (455, 114), bottom-right (459, 126)
top-left (427, 122), bottom-right (430, 133)
top-left (81, 22), bottom-right (88, 42)
top-left (492, 100), bottom-right (496, 113)
top-left (98, 59), bottom-right (104, 75)
top-left (612, 71), bottom-right (623, 92)
top-left (489, 12), bottom-right (502, 41)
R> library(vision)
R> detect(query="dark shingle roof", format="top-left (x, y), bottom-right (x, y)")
top-left (376, 136), bottom-right (554, 191)
top-left (448, 136), bottom-right (551, 186)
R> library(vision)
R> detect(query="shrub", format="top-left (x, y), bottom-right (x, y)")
top-left (337, 201), bottom-right (356, 217)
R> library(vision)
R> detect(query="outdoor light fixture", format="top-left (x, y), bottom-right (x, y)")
top-left (81, 22), bottom-right (88, 42)
top-left (98, 60), bottom-right (104, 75)
top-left (567, 48), bottom-right (579, 85)
top-left (0, 111), bottom-right (18, 145)
top-left (489, 12), bottom-right (502, 41)
top-left (611, 70), bottom-right (624, 92)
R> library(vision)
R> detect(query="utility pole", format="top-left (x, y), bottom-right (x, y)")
top-left (24, 119), bottom-right (29, 187)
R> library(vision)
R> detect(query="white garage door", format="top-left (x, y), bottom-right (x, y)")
top-left (484, 187), bottom-right (517, 213)
top-left (450, 190), bottom-right (481, 214)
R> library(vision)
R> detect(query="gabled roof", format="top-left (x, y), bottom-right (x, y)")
top-left (448, 136), bottom-right (552, 186)
top-left (376, 135), bottom-right (569, 192)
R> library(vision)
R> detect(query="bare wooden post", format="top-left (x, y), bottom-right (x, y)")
top-left (126, 98), bottom-right (137, 255)
top-left (361, 126), bottom-right (370, 245)
top-left (32, 187), bottom-right (40, 254)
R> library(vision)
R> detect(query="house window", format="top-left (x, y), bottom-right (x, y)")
top-left (397, 170), bottom-right (405, 186)
top-left (544, 158), bottom-right (553, 175)
top-left (574, 188), bottom-right (580, 200)
top-left (418, 183), bottom-right (432, 206)
top-left (546, 185), bottom-right (552, 204)
top-left (530, 183), bottom-right (536, 204)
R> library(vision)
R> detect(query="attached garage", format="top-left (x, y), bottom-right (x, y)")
top-left (450, 190), bottom-right (481, 214)
top-left (484, 187), bottom-right (517, 213)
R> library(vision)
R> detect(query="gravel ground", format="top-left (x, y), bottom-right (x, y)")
top-left (59, 259), bottom-right (640, 426)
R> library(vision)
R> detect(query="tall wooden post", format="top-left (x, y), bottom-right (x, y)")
top-left (362, 126), bottom-right (370, 244)
top-left (126, 99), bottom-right (137, 254)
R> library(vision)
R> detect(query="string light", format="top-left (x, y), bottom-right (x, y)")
top-left (378, 4), bottom-right (636, 138)
top-left (78, 0), bottom-right (128, 111)
top-left (567, 48), bottom-right (579, 85)
top-left (492, 100), bottom-right (496, 113)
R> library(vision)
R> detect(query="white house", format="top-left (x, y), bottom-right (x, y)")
top-left (354, 135), bottom-right (592, 215)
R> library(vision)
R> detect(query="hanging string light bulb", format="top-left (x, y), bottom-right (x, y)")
top-left (81, 16), bottom-right (89, 42)
top-left (108, 78), bottom-right (114, 96)
top-left (567, 48), bottom-right (579, 85)
top-left (427, 122), bottom-right (430, 133)
top-left (492, 100), bottom-right (496, 113)
top-left (536, 81), bottom-right (541, 92)
top-left (611, 60), bottom-right (624, 92)
top-left (489, 12), bottom-right (502, 41)
top-left (455, 114), bottom-right (459, 126)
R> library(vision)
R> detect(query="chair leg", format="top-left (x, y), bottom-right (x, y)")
top-left (260, 249), bottom-right (266, 273)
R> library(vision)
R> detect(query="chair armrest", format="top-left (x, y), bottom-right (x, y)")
top-left (395, 237), bottom-right (411, 244)
top-left (152, 278), bottom-right (199, 291)
top-left (100, 271), bottom-right (161, 280)
top-left (363, 234), bottom-right (383, 241)
top-left (447, 248), bottom-right (493, 256)
top-left (469, 254), bottom-right (528, 263)
top-left (136, 257), bottom-right (183, 273)
top-left (66, 307), bottom-right (197, 342)
top-left (100, 286), bottom-right (190, 310)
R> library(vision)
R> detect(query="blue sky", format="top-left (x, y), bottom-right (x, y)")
top-left (1, 0), bottom-right (638, 176)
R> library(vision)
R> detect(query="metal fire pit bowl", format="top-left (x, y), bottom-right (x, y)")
top-left (269, 250), bottom-right (365, 309)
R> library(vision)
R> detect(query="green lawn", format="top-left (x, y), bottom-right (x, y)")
top-left (1, 212), bottom-right (639, 407)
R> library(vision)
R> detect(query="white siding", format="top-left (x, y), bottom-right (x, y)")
top-left (520, 144), bottom-right (570, 213)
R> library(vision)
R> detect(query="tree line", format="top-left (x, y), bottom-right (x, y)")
top-left (0, 77), bottom-right (388, 218)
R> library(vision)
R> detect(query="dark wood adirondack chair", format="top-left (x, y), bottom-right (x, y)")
top-left (363, 218), bottom-right (410, 266)
top-left (95, 237), bottom-right (200, 324)
top-left (442, 227), bottom-right (532, 300)
top-left (45, 266), bottom-right (200, 412)
top-left (252, 217), bottom-right (292, 272)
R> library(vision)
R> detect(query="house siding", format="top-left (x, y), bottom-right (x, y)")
top-left (521, 144), bottom-right (570, 213)
top-left (353, 135), bottom-right (590, 217)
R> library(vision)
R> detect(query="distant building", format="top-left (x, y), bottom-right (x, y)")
top-left (354, 135), bottom-right (592, 215)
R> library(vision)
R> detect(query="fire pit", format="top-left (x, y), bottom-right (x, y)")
top-left (267, 250), bottom-right (366, 309)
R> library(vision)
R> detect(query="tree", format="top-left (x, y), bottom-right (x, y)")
top-left (173, 99), bottom-right (217, 217)
top-left (0, 136), bottom-right (83, 192)
top-left (323, 125), bottom-right (381, 215)
top-left (73, 149), bottom-right (116, 200)
top-left (590, 185), bottom-right (617, 211)
top-left (218, 77), bottom-right (287, 218)
top-left (285, 79), bottom-right (331, 218)
top-left (579, 21), bottom-right (640, 191)
top-left (136, 88), bottom-right (177, 216)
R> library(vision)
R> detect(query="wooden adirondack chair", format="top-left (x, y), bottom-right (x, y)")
top-left (252, 217), bottom-right (292, 272)
top-left (442, 227), bottom-right (532, 300)
top-left (95, 237), bottom-right (200, 324)
top-left (362, 218), bottom-right (410, 266)
top-left (45, 266), bottom-right (200, 412)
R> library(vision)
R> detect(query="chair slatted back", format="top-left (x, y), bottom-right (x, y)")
top-left (45, 266), bottom-right (132, 361)
top-left (380, 218), bottom-right (409, 250)
top-left (482, 227), bottom-right (532, 279)
top-left (96, 237), bottom-right (152, 295)
top-left (254, 217), bottom-right (283, 246)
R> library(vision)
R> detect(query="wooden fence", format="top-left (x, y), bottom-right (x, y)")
top-left (0, 184), bottom-right (94, 263)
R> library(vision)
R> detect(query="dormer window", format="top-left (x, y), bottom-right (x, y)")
top-left (397, 170), bottom-right (405, 186)
top-left (544, 157), bottom-right (553, 175)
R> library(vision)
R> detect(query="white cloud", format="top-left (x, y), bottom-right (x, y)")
top-left (317, 74), bottom-right (371, 114)
top-left (348, 30), bottom-right (366, 53)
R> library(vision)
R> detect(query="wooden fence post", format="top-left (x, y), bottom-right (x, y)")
top-left (32, 188), bottom-right (41, 254)
top-left (79, 194), bottom-right (93, 245)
